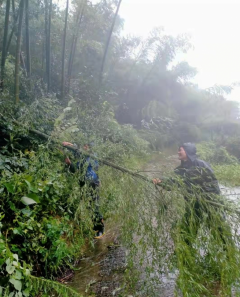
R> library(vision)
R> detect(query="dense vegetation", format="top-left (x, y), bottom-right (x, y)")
top-left (0, 0), bottom-right (240, 296)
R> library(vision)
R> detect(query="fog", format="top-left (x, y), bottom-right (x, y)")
top-left (120, 0), bottom-right (240, 102)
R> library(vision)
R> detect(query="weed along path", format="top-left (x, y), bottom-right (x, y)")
top-left (68, 153), bottom-right (240, 296)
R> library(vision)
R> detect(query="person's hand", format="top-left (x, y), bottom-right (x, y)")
top-left (62, 141), bottom-right (73, 147)
top-left (153, 178), bottom-right (162, 185)
top-left (65, 157), bottom-right (71, 165)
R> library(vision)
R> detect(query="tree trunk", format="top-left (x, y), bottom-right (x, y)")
top-left (41, 38), bottom-right (45, 81)
top-left (67, 0), bottom-right (86, 94)
top-left (0, 0), bottom-right (11, 91)
top-left (6, 0), bottom-right (25, 74)
top-left (25, 0), bottom-right (31, 77)
top-left (61, 0), bottom-right (69, 100)
top-left (15, 0), bottom-right (24, 103)
top-left (99, 0), bottom-right (122, 84)
top-left (11, 0), bottom-right (15, 13)
top-left (6, 7), bottom-right (19, 54)
top-left (46, 0), bottom-right (52, 92)
top-left (44, 0), bottom-right (49, 91)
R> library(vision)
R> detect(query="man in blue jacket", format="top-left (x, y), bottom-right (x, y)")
top-left (63, 142), bottom-right (104, 239)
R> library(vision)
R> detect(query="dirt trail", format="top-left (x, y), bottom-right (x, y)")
top-left (69, 220), bottom-right (130, 297)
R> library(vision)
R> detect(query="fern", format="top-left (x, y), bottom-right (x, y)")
top-left (29, 275), bottom-right (82, 297)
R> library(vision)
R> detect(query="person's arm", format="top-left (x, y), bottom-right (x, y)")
top-left (153, 175), bottom-right (182, 191)
top-left (64, 157), bottom-right (76, 173)
top-left (63, 142), bottom-right (77, 173)
top-left (153, 178), bottom-right (162, 185)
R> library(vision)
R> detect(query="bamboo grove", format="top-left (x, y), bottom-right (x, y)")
top-left (0, 0), bottom-right (123, 102)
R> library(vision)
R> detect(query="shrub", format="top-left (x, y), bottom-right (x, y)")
top-left (196, 142), bottom-right (238, 165)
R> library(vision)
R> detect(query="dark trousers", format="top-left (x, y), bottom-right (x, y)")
top-left (79, 180), bottom-right (104, 232)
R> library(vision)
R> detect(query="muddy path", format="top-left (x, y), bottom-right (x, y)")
top-left (68, 153), bottom-right (179, 296)
top-left (69, 224), bottom-right (126, 296)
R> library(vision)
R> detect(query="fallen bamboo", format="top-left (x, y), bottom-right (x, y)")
top-left (1, 113), bottom-right (240, 215)
top-left (0, 113), bottom-right (151, 183)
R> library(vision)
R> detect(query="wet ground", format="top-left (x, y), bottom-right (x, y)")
top-left (69, 225), bottom-right (126, 296)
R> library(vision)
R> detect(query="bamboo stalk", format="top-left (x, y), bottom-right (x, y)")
top-left (99, 0), bottom-right (122, 83)
top-left (0, 0), bottom-right (11, 91)
top-left (25, 0), bottom-right (31, 78)
top-left (15, 0), bottom-right (24, 103)
top-left (0, 113), bottom-right (239, 215)
top-left (61, 0), bottom-right (69, 99)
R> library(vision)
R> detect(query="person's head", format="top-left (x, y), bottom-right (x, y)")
top-left (83, 144), bottom-right (90, 151)
top-left (178, 143), bottom-right (197, 162)
top-left (178, 146), bottom-right (188, 161)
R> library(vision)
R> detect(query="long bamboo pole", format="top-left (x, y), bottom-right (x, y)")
top-left (0, 113), bottom-right (239, 215)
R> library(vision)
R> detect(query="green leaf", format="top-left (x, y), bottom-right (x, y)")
top-left (6, 265), bottom-right (15, 274)
top-left (23, 289), bottom-right (30, 297)
top-left (26, 193), bottom-right (40, 203)
top-left (24, 180), bottom-right (38, 193)
top-left (24, 176), bottom-right (33, 183)
top-left (0, 258), bottom-right (5, 267)
top-left (25, 269), bottom-right (30, 276)
top-left (6, 258), bottom-right (11, 265)
top-left (21, 209), bottom-right (32, 217)
top-left (13, 254), bottom-right (18, 262)
top-left (13, 228), bottom-right (21, 235)
top-left (10, 278), bottom-right (22, 291)
top-left (3, 182), bottom-right (15, 194)
top-left (15, 270), bottom-right (22, 280)
top-left (21, 197), bottom-right (38, 206)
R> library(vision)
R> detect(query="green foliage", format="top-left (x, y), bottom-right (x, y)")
top-left (172, 121), bottom-right (202, 143)
top-left (54, 99), bottom-right (149, 160)
top-left (214, 164), bottom-right (240, 186)
top-left (224, 136), bottom-right (240, 160)
top-left (0, 131), bottom-right (94, 295)
top-left (0, 219), bottom-right (82, 297)
top-left (197, 142), bottom-right (238, 165)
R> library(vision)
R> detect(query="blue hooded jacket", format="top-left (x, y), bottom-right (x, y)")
top-left (76, 155), bottom-right (99, 185)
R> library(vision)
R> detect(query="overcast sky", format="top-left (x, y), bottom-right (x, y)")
top-left (118, 0), bottom-right (240, 102)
